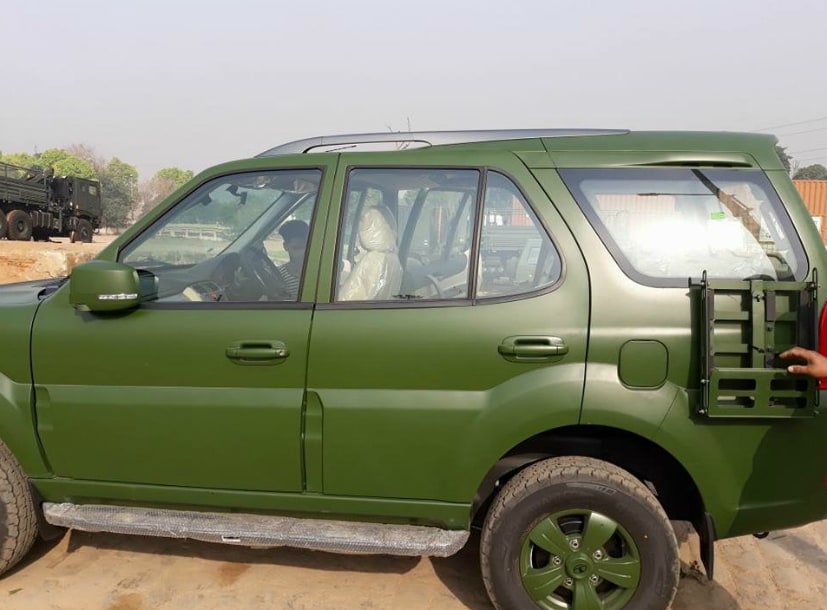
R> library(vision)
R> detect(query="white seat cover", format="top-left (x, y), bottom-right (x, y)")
top-left (339, 207), bottom-right (403, 301)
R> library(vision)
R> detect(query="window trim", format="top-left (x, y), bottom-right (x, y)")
top-left (139, 301), bottom-right (315, 311)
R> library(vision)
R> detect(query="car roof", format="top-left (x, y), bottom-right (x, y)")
top-left (256, 129), bottom-right (629, 156)
top-left (254, 129), bottom-right (782, 170)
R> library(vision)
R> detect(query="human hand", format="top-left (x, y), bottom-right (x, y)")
top-left (779, 346), bottom-right (827, 378)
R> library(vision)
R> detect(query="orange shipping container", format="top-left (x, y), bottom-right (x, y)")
top-left (794, 180), bottom-right (827, 242)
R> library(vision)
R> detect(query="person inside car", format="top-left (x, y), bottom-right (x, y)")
top-left (277, 220), bottom-right (309, 299)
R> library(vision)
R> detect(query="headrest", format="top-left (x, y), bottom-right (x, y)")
top-left (358, 206), bottom-right (397, 253)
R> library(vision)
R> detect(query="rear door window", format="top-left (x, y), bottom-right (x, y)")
top-left (335, 168), bottom-right (479, 301)
top-left (560, 168), bottom-right (806, 286)
top-left (332, 168), bottom-right (562, 302)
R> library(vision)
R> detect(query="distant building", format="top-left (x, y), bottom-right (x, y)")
top-left (794, 180), bottom-right (827, 241)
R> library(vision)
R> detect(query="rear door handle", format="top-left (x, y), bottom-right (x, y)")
top-left (498, 336), bottom-right (569, 361)
top-left (226, 340), bottom-right (289, 365)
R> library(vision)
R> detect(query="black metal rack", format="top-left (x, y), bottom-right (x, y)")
top-left (695, 270), bottom-right (819, 418)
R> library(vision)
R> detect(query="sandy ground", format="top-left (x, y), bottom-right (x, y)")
top-left (0, 238), bottom-right (825, 609)
top-left (0, 523), bottom-right (823, 610)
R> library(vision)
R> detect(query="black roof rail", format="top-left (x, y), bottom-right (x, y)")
top-left (257, 128), bottom-right (629, 157)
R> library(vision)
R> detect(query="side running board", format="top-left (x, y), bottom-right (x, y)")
top-left (42, 502), bottom-right (469, 557)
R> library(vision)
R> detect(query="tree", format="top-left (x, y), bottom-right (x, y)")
top-left (156, 167), bottom-right (194, 187)
top-left (793, 164), bottom-right (827, 180)
top-left (66, 143), bottom-right (103, 170)
top-left (137, 167), bottom-right (194, 219)
top-left (53, 157), bottom-right (96, 180)
top-left (2, 148), bottom-right (96, 179)
top-left (98, 158), bottom-right (139, 229)
top-left (37, 148), bottom-right (70, 169)
top-left (775, 145), bottom-right (792, 173)
top-left (35, 149), bottom-right (96, 179)
top-left (0, 152), bottom-right (38, 169)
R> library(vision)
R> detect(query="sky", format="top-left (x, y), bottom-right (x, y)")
top-left (2, 0), bottom-right (827, 181)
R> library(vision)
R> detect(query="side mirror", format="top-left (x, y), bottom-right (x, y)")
top-left (69, 261), bottom-right (153, 312)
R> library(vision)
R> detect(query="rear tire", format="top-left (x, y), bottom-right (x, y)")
top-left (480, 456), bottom-right (679, 610)
top-left (0, 213), bottom-right (7, 239)
top-left (0, 440), bottom-right (38, 576)
top-left (6, 210), bottom-right (32, 241)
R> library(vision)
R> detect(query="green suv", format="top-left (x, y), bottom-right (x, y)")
top-left (1, 129), bottom-right (825, 609)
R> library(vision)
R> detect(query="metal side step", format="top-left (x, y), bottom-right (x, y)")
top-left (42, 502), bottom-right (469, 557)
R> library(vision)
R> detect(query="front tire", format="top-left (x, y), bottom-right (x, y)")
top-left (70, 218), bottom-right (94, 243)
top-left (0, 440), bottom-right (38, 576)
top-left (77, 219), bottom-right (93, 243)
top-left (480, 456), bottom-right (679, 610)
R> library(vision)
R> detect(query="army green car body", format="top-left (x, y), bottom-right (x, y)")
top-left (1, 131), bottom-right (825, 570)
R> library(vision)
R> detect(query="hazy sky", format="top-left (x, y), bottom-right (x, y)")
top-left (2, 0), bottom-right (826, 180)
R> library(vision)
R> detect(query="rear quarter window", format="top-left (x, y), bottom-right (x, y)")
top-left (560, 168), bottom-right (807, 287)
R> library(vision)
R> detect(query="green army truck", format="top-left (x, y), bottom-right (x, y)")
top-left (0, 160), bottom-right (101, 242)
top-left (0, 129), bottom-right (826, 610)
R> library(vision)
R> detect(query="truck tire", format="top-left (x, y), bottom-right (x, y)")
top-left (0, 439), bottom-right (38, 576)
top-left (0, 213), bottom-right (6, 239)
top-left (71, 219), bottom-right (94, 243)
top-left (480, 456), bottom-right (679, 610)
top-left (6, 210), bottom-right (33, 241)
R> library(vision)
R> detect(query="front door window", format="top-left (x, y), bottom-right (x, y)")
top-left (120, 170), bottom-right (321, 302)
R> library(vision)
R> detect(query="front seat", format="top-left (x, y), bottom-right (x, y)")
top-left (339, 206), bottom-right (403, 300)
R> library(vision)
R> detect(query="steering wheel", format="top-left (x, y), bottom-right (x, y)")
top-left (240, 246), bottom-right (292, 300)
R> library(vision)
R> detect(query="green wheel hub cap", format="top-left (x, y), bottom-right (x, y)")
top-left (519, 509), bottom-right (641, 610)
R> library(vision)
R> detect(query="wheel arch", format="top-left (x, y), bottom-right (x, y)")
top-left (471, 425), bottom-right (706, 533)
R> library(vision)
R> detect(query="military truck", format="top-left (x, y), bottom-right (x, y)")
top-left (1, 129), bottom-right (826, 610)
top-left (0, 160), bottom-right (102, 242)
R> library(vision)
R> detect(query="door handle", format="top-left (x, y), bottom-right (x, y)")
top-left (498, 336), bottom-right (569, 361)
top-left (226, 340), bottom-right (289, 365)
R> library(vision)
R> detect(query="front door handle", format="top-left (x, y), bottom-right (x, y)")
top-left (498, 336), bottom-right (569, 362)
top-left (226, 340), bottom-right (289, 365)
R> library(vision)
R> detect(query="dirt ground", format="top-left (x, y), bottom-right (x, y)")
top-left (0, 236), bottom-right (112, 283)
top-left (0, 238), bottom-right (825, 609)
